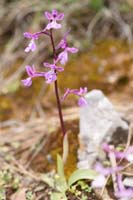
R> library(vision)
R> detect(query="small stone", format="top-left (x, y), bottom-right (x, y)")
top-left (123, 178), bottom-right (133, 187)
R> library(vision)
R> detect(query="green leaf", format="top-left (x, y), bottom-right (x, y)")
top-left (68, 169), bottom-right (98, 187)
top-left (56, 155), bottom-right (68, 192)
top-left (50, 192), bottom-right (67, 200)
top-left (41, 174), bottom-right (54, 188)
top-left (55, 176), bottom-right (68, 193)
top-left (57, 154), bottom-right (65, 178)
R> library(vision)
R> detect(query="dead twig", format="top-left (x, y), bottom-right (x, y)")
top-left (108, 145), bottom-right (118, 194)
top-left (10, 157), bottom-right (42, 182)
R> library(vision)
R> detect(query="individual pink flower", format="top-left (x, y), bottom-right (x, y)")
top-left (21, 65), bottom-right (45, 87)
top-left (24, 32), bottom-right (40, 53)
top-left (43, 61), bottom-right (64, 84)
top-left (44, 9), bottom-right (64, 30)
top-left (23, 30), bottom-right (51, 52)
top-left (62, 87), bottom-right (87, 106)
top-left (44, 70), bottom-right (57, 84)
top-left (56, 31), bottom-right (78, 65)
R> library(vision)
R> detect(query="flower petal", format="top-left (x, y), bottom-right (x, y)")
top-left (25, 40), bottom-right (36, 52)
top-left (25, 65), bottom-right (35, 77)
top-left (58, 51), bottom-right (68, 65)
top-left (44, 11), bottom-right (53, 20)
top-left (45, 21), bottom-right (61, 30)
top-left (76, 87), bottom-right (88, 95)
top-left (52, 9), bottom-right (58, 16)
top-left (115, 189), bottom-right (133, 198)
top-left (45, 70), bottom-right (57, 84)
top-left (62, 88), bottom-right (71, 101)
top-left (56, 13), bottom-right (64, 21)
top-left (21, 77), bottom-right (32, 87)
top-left (116, 174), bottom-right (133, 198)
top-left (91, 175), bottom-right (106, 188)
top-left (56, 66), bottom-right (64, 72)
top-left (67, 47), bottom-right (78, 53)
top-left (78, 97), bottom-right (88, 106)
top-left (43, 62), bottom-right (51, 68)
top-left (56, 39), bottom-right (66, 49)
top-left (23, 32), bottom-right (39, 40)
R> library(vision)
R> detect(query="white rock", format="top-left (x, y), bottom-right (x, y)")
top-left (77, 90), bottom-right (128, 169)
top-left (123, 178), bottom-right (133, 187)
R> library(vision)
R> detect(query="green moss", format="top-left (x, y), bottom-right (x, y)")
top-left (59, 39), bottom-right (132, 94)
top-left (0, 96), bottom-right (12, 121)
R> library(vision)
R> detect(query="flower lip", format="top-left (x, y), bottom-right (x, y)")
top-left (78, 97), bottom-right (88, 106)
top-left (21, 77), bottom-right (32, 87)
top-left (44, 70), bottom-right (57, 84)
top-left (57, 50), bottom-right (68, 65)
top-left (45, 20), bottom-right (62, 30)
top-left (25, 39), bottom-right (36, 53)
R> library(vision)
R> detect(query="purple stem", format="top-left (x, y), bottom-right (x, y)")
top-left (50, 29), bottom-right (66, 137)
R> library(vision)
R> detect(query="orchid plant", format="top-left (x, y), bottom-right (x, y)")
top-left (22, 9), bottom-right (133, 199)
top-left (22, 9), bottom-right (87, 161)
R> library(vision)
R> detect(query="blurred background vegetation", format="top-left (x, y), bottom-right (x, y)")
top-left (0, 0), bottom-right (133, 121)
